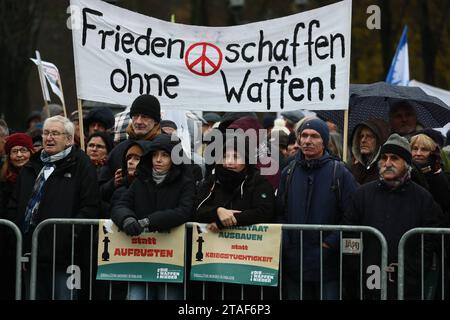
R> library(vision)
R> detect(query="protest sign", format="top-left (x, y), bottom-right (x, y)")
top-left (190, 224), bottom-right (282, 286)
top-left (71, 0), bottom-right (351, 111)
top-left (97, 220), bottom-right (185, 283)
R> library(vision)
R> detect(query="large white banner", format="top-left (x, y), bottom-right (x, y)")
top-left (70, 0), bottom-right (351, 111)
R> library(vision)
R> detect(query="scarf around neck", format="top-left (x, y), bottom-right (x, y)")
top-left (126, 122), bottom-right (161, 141)
top-left (215, 165), bottom-right (247, 192)
top-left (22, 146), bottom-right (73, 233)
top-left (152, 168), bottom-right (168, 184)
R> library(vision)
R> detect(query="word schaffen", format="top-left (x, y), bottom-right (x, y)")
top-left (72, 0), bottom-right (351, 111)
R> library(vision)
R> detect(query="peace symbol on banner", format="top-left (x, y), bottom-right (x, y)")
top-left (184, 42), bottom-right (223, 76)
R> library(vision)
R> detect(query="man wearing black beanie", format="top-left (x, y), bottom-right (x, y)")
top-left (129, 94), bottom-right (161, 124)
top-left (98, 94), bottom-right (162, 202)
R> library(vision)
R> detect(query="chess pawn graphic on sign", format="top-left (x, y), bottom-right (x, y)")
top-left (195, 225), bottom-right (204, 262)
top-left (102, 225), bottom-right (110, 262)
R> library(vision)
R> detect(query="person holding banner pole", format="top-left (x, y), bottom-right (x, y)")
top-left (111, 134), bottom-right (195, 300)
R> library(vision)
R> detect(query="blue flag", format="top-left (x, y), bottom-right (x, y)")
top-left (386, 26), bottom-right (409, 86)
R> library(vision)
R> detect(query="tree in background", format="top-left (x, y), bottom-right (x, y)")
top-left (0, 1), bottom-right (45, 130)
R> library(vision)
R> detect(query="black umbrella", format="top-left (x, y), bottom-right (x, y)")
top-left (316, 82), bottom-right (450, 134)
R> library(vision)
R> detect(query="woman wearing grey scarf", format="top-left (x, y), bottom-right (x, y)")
top-left (111, 134), bottom-right (195, 300)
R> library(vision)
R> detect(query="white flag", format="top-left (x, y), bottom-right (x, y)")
top-left (385, 26), bottom-right (409, 86)
top-left (33, 51), bottom-right (51, 102)
top-left (30, 57), bottom-right (65, 105)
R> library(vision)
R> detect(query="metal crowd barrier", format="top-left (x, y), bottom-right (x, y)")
top-left (0, 219), bottom-right (23, 300)
top-left (29, 219), bottom-right (388, 300)
top-left (280, 224), bottom-right (388, 300)
top-left (398, 227), bottom-right (450, 300)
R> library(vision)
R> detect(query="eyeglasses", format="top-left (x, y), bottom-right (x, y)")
top-left (10, 147), bottom-right (30, 155)
top-left (87, 143), bottom-right (106, 149)
top-left (43, 130), bottom-right (65, 138)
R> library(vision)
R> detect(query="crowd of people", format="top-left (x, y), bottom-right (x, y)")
top-left (0, 94), bottom-right (449, 300)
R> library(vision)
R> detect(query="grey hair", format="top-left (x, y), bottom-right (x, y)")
top-left (44, 115), bottom-right (74, 138)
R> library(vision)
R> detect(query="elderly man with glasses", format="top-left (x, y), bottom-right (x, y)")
top-left (8, 115), bottom-right (100, 300)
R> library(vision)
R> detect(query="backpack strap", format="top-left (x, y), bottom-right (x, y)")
top-left (331, 160), bottom-right (345, 215)
top-left (282, 159), bottom-right (297, 208)
top-left (283, 159), bottom-right (345, 214)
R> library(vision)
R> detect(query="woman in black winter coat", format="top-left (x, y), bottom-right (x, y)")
top-left (0, 133), bottom-right (34, 300)
top-left (195, 138), bottom-right (275, 231)
top-left (410, 132), bottom-right (450, 299)
top-left (410, 132), bottom-right (450, 220)
top-left (111, 134), bottom-right (195, 300)
top-left (194, 135), bottom-right (276, 299)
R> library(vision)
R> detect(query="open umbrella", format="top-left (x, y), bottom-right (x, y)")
top-left (316, 82), bottom-right (450, 134)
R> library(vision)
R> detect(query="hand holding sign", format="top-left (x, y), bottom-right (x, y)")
top-left (217, 207), bottom-right (241, 227)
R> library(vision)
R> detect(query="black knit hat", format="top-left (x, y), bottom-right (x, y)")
top-left (84, 107), bottom-right (115, 130)
top-left (380, 133), bottom-right (412, 165)
top-left (130, 94), bottom-right (161, 123)
top-left (416, 128), bottom-right (445, 147)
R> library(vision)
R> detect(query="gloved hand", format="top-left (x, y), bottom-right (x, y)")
top-left (122, 217), bottom-right (143, 236)
top-left (138, 218), bottom-right (150, 229)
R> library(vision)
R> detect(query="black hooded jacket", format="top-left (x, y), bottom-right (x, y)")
top-left (195, 165), bottom-right (275, 226)
top-left (111, 134), bottom-right (195, 231)
top-left (109, 140), bottom-right (153, 209)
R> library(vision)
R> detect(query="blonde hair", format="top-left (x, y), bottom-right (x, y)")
top-left (410, 134), bottom-right (437, 152)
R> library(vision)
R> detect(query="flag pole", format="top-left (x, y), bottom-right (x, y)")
top-left (342, 110), bottom-right (349, 163)
top-left (57, 77), bottom-right (67, 117)
top-left (35, 51), bottom-right (50, 118)
top-left (77, 99), bottom-right (85, 150)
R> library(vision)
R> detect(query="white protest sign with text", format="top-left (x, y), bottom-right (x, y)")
top-left (71, 0), bottom-right (351, 111)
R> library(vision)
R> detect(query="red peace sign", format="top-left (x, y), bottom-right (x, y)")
top-left (185, 42), bottom-right (223, 76)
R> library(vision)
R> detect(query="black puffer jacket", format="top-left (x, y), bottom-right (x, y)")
top-left (8, 146), bottom-right (100, 261)
top-left (111, 135), bottom-right (195, 231)
top-left (195, 166), bottom-right (275, 226)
